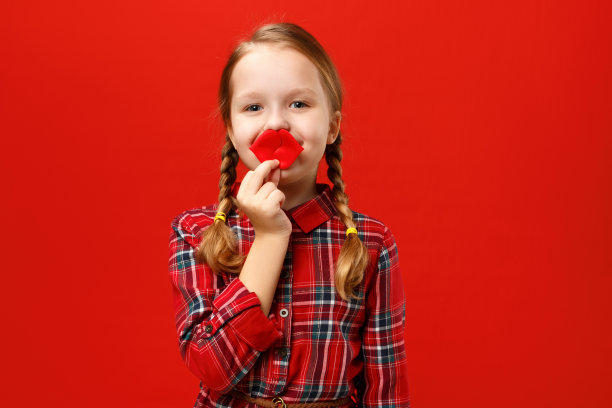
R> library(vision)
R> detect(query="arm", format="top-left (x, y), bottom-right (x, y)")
top-left (168, 213), bottom-right (283, 394)
top-left (359, 226), bottom-right (411, 407)
top-left (239, 232), bottom-right (289, 316)
top-left (234, 159), bottom-right (292, 316)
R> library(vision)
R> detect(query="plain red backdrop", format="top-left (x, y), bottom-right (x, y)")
top-left (1, 1), bottom-right (611, 407)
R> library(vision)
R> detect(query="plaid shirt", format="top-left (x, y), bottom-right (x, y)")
top-left (168, 183), bottom-right (410, 407)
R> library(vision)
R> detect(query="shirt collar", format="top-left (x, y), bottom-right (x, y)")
top-left (230, 182), bottom-right (336, 234)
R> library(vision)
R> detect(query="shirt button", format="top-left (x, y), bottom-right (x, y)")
top-left (281, 270), bottom-right (290, 279)
top-left (279, 308), bottom-right (289, 318)
top-left (204, 324), bottom-right (213, 333)
top-left (278, 347), bottom-right (288, 358)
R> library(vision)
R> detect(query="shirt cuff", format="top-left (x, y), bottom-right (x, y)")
top-left (231, 305), bottom-right (283, 351)
top-left (212, 277), bottom-right (262, 319)
top-left (201, 277), bottom-right (282, 351)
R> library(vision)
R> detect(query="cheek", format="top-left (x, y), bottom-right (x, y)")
top-left (229, 124), bottom-right (256, 148)
top-left (299, 112), bottom-right (330, 138)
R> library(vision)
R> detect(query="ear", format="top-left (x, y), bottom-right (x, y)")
top-left (327, 111), bottom-right (342, 144)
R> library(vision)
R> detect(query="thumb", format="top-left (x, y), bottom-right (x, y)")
top-left (269, 167), bottom-right (281, 186)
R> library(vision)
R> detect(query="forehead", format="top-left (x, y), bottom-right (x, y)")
top-left (230, 44), bottom-right (326, 99)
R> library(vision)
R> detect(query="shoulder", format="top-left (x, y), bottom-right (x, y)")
top-left (169, 203), bottom-right (222, 247)
top-left (349, 209), bottom-right (398, 255)
top-left (349, 210), bottom-right (402, 296)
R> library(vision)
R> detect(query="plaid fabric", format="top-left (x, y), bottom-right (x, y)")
top-left (168, 183), bottom-right (410, 408)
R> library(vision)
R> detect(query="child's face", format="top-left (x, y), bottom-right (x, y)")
top-left (228, 44), bottom-right (341, 187)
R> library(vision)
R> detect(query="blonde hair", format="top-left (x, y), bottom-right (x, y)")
top-left (195, 22), bottom-right (369, 300)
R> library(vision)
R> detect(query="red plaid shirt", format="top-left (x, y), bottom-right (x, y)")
top-left (168, 183), bottom-right (410, 407)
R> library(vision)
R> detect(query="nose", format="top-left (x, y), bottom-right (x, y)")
top-left (264, 106), bottom-right (289, 131)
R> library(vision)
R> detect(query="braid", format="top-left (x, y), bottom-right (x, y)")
top-left (325, 133), bottom-right (370, 300)
top-left (217, 134), bottom-right (240, 214)
top-left (195, 134), bottom-right (245, 274)
top-left (325, 134), bottom-right (353, 227)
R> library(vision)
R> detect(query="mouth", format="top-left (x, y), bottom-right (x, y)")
top-left (250, 129), bottom-right (304, 170)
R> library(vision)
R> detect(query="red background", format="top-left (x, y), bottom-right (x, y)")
top-left (1, 1), bottom-right (611, 407)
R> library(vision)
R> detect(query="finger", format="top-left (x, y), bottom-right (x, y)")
top-left (268, 167), bottom-right (281, 186)
top-left (268, 189), bottom-right (286, 209)
top-left (254, 181), bottom-right (278, 201)
top-left (250, 160), bottom-right (279, 190)
top-left (238, 171), bottom-right (255, 197)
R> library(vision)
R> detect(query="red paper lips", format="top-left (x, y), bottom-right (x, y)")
top-left (249, 129), bottom-right (304, 170)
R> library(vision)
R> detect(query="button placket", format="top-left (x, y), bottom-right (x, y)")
top-left (274, 239), bottom-right (293, 376)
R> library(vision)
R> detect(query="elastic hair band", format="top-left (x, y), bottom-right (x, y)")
top-left (346, 227), bottom-right (358, 237)
top-left (214, 211), bottom-right (227, 222)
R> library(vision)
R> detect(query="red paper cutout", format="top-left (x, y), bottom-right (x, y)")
top-left (249, 129), bottom-right (304, 170)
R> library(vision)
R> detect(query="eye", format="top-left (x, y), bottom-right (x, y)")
top-left (290, 100), bottom-right (308, 109)
top-left (245, 104), bottom-right (262, 112)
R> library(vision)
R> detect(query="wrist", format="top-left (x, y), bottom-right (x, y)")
top-left (253, 231), bottom-right (291, 244)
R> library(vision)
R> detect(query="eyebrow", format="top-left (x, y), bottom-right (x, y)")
top-left (234, 87), bottom-right (317, 101)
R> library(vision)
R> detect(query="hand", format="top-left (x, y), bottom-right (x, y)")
top-left (235, 159), bottom-right (292, 237)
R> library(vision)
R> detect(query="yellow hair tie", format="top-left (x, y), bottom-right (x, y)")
top-left (346, 227), bottom-right (358, 237)
top-left (214, 211), bottom-right (227, 222)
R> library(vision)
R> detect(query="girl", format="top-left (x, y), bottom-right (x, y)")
top-left (168, 22), bottom-right (410, 408)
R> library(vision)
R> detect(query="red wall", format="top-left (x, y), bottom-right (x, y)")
top-left (2, 1), bottom-right (611, 407)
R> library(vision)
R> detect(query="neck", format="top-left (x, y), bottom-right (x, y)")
top-left (278, 173), bottom-right (318, 210)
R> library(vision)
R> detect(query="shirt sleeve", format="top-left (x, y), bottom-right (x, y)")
top-left (359, 225), bottom-right (411, 407)
top-left (167, 212), bottom-right (284, 394)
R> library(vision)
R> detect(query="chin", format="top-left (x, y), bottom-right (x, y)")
top-left (277, 168), bottom-right (297, 184)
